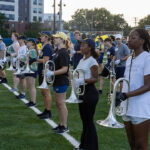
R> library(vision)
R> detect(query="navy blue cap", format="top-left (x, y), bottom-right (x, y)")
top-left (18, 35), bottom-right (27, 40)
top-left (27, 38), bottom-right (36, 44)
top-left (80, 38), bottom-right (95, 49)
top-left (40, 31), bottom-right (51, 37)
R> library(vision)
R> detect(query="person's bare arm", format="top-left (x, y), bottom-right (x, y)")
top-left (85, 65), bottom-right (98, 84)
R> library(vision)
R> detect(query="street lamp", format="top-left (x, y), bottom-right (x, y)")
top-left (58, 0), bottom-right (66, 32)
top-left (53, 0), bottom-right (56, 34)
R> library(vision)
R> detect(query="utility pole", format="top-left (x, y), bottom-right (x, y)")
top-left (59, 0), bottom-right (63, 32)
top-left (53, 0), bottom-right (56, 34)
top-left (133, 17), bottom-right (138, 27)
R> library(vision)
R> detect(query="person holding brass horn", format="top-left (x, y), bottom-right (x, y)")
top-left (37, 31), bottom-right (53, 119)
top-left (46, 32), bottom-right (69, 134)
top-left (116, 29), bottom-right (150, 150)
top-left (99, 38), bottom-right (115, 94)
top-left (73, 39), bottom-right (99, 150)
top-left (9, 33), bottom-right (20, 92)
top-left (25, 39), bottom-right (38, 107)
top-left (15, 35), bottom-right (27, 99)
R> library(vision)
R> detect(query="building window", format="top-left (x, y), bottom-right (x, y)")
top-left (0, 4), bottom-right (14, 11)
top-left (25, 0), bottom-right (28, 4)
top-left (38, 0), bottom-right (42, 5)
top-left (5, 14), bottom-right (15, 20)
top-left (9, 14), bottom-right (15, 20)
top-left (38, 8), bottom-right (42, 14)
top-left (39, 17), bottom-right (42, 22)
top-left (5, 14), bottom-right (9, 19)
top-left (33, 8), bottom-right (37, 13)
top-left (12, 23), bottom-right (15, 28)
top-left (33, 16), bottom-right (37, 22)
top-left (33, 0), bottom-right (37, 5)
top-left (25, 8), bottom-right (27, 13)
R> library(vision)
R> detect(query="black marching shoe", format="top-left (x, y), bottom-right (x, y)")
top-left (52, 124), bottom-right (62, 131)
top-left (37, 109), bottom-right (52, 119)
top-left (37, 109), bottom-right (47, 116)
top-left (98, 90), bottom-right (102, 94)
top-left (25, 101), bottom-right (36, 107)
top-left (55, 125), bottom-right (69, 134)
top-left (16, 93), bottom-right (26, 99)
top-left (0, 78), bottom-right (7, 84)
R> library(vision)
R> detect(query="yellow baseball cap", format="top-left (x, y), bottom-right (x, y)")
top-left (53, 32), bottom-right (67, 41)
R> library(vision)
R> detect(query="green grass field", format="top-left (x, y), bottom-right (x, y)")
top-left (0, 70), bottom-right (130, 150)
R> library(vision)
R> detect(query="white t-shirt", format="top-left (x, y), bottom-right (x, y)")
top-left (76, 56), bottom-right (98, 79)
top-left (122, 51), bottom-right (150, 118)
top-left (12, 41), bottom-right (20, 57)
top-left (18, 45), bottom-right (27, 57)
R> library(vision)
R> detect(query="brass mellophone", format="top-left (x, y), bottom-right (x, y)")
top-left (37, 60), bottom-right (55, 89)
top-left (97, 78), bottom-right (130, 128)
top-left (66, 68), bottom-right (86, 103)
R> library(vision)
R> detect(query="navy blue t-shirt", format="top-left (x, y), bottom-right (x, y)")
top-left (53, 48), bottom-right (69, 86)
top-left (38, 44), bottom-right (53, 74)
top-left (105, 46), bottom-right (115, 68)
top-left (73, 40), bottom-right (83, 69)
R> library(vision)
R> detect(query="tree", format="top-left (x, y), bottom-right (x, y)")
top-left (24, 22), bottom-right (44, 38)
top-left (63, 8), bottom-right (131, 34)
top-left (138, 15), bottom-right (150, 28)
top-left (0, 13), bottom-right (9, 37)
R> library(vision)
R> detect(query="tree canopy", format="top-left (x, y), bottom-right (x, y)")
top-left (138, 15), bottom-right (150, 28)
top-left (64, 8), bottom-right (132, 35)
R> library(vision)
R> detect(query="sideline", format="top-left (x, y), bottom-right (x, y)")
top-left (2, 83), bottom-right (80, 148)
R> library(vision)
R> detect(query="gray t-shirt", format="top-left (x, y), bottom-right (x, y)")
top-left (115, 43), bottom-right (130, 67)
top-left (0, 41), bottom-right (6, 59)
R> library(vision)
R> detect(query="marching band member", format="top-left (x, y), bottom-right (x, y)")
top-left (0, 35), bottom-right (7, 84)
top-left (10, 32), bottom-right (20, 92)
top-left (73, 39), bottom-right (99, 150)
top-left (25, 39), bottom-right (38, 107)
top-left (97, 38), bottom-right (105, 74)
top-left (114, 34), bottom-right (130, 90)
top-left (73, 30), bottom-right (83, 69)
top-left (37, 32), bottom-right (53, 119)
top-left (16, 35), bottom-right (27, 99)
top-left (99, 38), bottom-right (115, 94)
top-left (116, 29), bottom-right (150, 150)
top-left (46, 32), bottom-right (69, 134)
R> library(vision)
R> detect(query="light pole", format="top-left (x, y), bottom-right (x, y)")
top-left (53, 0), bottom-right (56, 34)
top-left (58, 0), bottom-right (66, 32)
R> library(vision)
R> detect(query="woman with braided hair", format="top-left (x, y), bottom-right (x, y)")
top-left (116, 28), bottom-right (150, 150)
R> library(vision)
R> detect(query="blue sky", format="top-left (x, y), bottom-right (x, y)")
top-left (44, 0), bottom-right (150, 26)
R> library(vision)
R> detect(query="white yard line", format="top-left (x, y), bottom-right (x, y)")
top-left (2, 83), bottom-right (80, 148)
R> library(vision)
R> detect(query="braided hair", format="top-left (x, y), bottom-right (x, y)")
top-left (134, 28), bottom-right (150, 52)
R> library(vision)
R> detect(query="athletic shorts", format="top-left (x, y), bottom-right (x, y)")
top-left (100, 66), bottom-right (110, 77)
top-left (115, 67), bottom-right (125, 79)
top-left (98, 53), bottom-right (104, 64)
top-left (122, 115), bottom-right (149, 125)
top-left (16, 74), bottom-right (26, 79)
top-left (53, 85), bottom-right (68, 93)
top-left (25, 71), bottom-right (38, 78)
